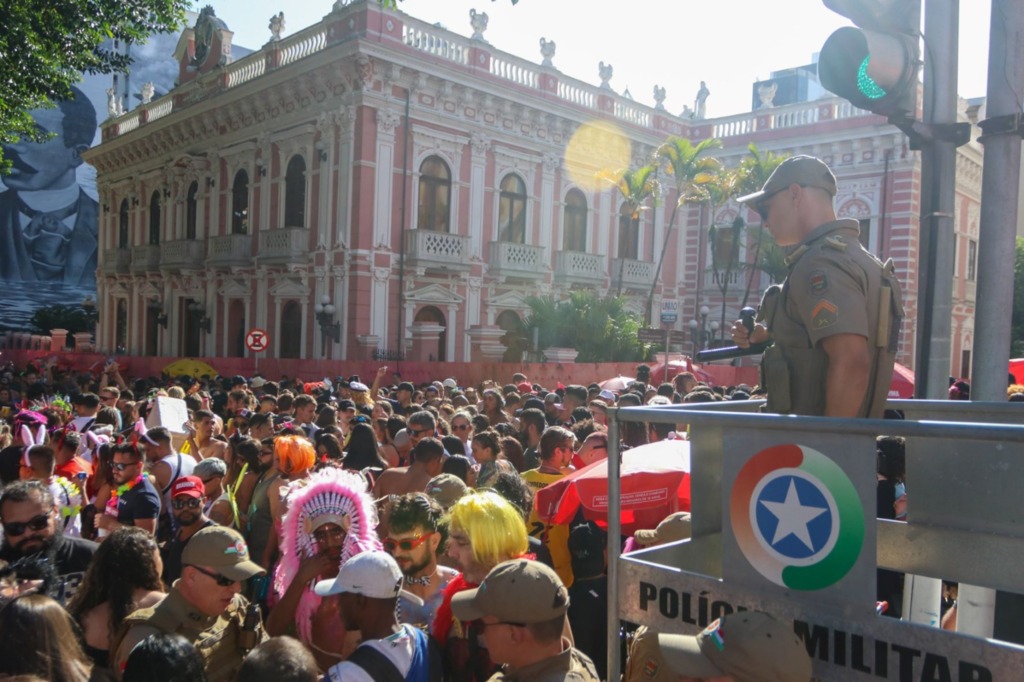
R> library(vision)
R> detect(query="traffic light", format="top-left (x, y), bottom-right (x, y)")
top-left (818, 0), bottom-right (921, 120)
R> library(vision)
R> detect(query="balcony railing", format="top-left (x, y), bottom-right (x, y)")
top-left (102, 248), bottom-right (131, 275)
top-left (488, 242), bottom-right (545, 279)
top-left (610, 258), bottom-right (656, 290)
top-left (554, 251), bottom-right (605, 285)
top-left (704, 268), bottom-right (742, 289)
top-left (160, 239), bottom-right (206, 270)
top-left (405, 229), bottom-right (471, 270)
top-left (207, 234), bottom-right (253, 268)
top-left (130, 244), bottom-right (161, 273)
top-left (258, 228), bottom-right (309, 265)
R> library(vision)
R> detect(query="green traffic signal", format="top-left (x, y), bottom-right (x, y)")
top-left (857, 57), bottom-right (888, 100)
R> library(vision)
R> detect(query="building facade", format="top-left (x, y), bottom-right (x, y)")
top-left (85, 1), bottom-right (984, 375)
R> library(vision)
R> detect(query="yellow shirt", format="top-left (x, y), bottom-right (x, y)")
top-left (522, 468), bottom-right (573, 587)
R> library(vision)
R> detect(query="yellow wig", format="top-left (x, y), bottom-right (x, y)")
top-left (275, 435), bottom-right (315, 475)
top-left (447, 490), bottom-right (528, 567)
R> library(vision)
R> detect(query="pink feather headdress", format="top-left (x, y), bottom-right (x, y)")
top-left (272, 468), bottom-right (381, 643)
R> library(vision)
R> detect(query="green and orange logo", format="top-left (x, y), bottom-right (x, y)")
top-left (730, 444), bottom-right (863, 590)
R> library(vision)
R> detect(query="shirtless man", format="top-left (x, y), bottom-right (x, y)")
top-left (372, 437), bottom-right (445, 500)
top-left (185, 409), bottom-right (229, 464)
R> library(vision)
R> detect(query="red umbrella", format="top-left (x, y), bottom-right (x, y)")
top-left (648, 358), bottom-right (714, 385)
top-left (598, 375), bottom-right (636, 392)
top-left (1010, 359), bottom-right (1024, 385)
top-left (889, 362), bottom-right (915, 399)
top-left (535, 439), bottom-right (691, 534)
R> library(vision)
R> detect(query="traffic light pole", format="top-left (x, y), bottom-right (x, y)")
top-left (968, 0), bottom-right (1024, 644)
top-left (913, 0), bottom-right (959, 400)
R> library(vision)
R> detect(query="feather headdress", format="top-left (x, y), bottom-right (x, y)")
top-left (272, 467), bottom-right (381, 643)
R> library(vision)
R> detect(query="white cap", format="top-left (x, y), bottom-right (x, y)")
top-left (443, 378), bottom-right (458, 389)
top-left (350, 381), bottom-right (369, 392)
top-left (314, 551), bottom-right (423, 604)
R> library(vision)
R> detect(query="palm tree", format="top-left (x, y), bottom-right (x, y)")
top-left (736, 144), bottom-right (789, 309)
top-left (703, 168), bottom-right (743, 332)
top-left (647, 136), bottom-right (722, 326)
top-left (597, 164), bottom-right (661, 297)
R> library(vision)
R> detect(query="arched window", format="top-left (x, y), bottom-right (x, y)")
top-left (232, 170), bottom-right (249, 234)
top-left (414, 306), bottom-right (446, 362)
top-left (618, 202), bottom-right (638, 260)
top-left (284, 156), bottom-right (306, 228)
top-left (498, 174), bottom-right (527, 243)
top-left (148, 191), bottom-right (161, 245)
top-left (280, 301), bottom-right (302, 358)
top-left (185, 181), bottom-right (199, 240)
top-left (115, 299), bottom-right (128, 353)
top-left (496, 310), bottom-right (527, 363)
top-left (417, 156), bottom-right (451, 232)
top-left (118, 199), bottom-right (129, 249)
top-left (562, 189), bottom-right (587, 252)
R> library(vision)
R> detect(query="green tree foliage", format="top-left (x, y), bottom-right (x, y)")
top-left (0, 0), bottom-right (188, 171)
top-left (736, 144), bottom-right (790, 308)
top-left (29, 304), bottom-right (91, 336)
top-left (523, 290), bottom-right (648, 362)
top-left (1013, 237), bottom-right (1024, 358)
top-left (597, 164), bottom-right (661, 296)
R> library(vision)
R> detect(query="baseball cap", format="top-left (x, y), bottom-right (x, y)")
top-left (736, 155), bottom-right (838, 207)
top-left (171, 475), bottom-right (205, 499)
top-left (451, 559), bottom-right (569, 624)
top-left (516, 381), bottom-right (533, 394)
top-left (230, 375), bottom-right (248, 387)
top-left (181, 527), bottom-right (266, 581)
top-left (310, 512), bottom-right (350, 533)
top-left (349, 382), bottom-right (368, 392)
top-left (314, 551), bottom-right (424, 605)
top-left (250, 376), bottom-right (267, 389)
top-left (634, 512), bottom-right (692, 547)
top-left (443, 378), bottom-right (458, 389)
top-left (568, 521), bottom-right (606, 577)
top-left (397, 382), bottom-right (415, 393)
top-left (657, 611), bottom-right (812, 681)
top-left (426, 473), bottom-right (468, 510)
top-left (598, 389), bottom-right (616, 402)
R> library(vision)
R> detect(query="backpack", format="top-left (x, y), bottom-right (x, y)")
top-left (344, 626), bottom-right (446, 682)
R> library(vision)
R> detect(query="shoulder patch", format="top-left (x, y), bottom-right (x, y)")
top-left (808, 269), bottom-right (828, 296)
top-left (811, 299), bottom-right (838, 329)
top-left (643, 657), bottom-right (661, 678)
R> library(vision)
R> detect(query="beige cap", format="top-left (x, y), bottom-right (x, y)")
top-left (634, 512), bottom-right (692, 547)
top-left (657, 611), bottom-right (812, 681)
top-left (736, 155), bottom-right (837, 206)
top-left (425, 473), bottom-right (468, 510)
top-left (181, 526), bottom-right (266, 581)
top-left (451, 559), bottom-right (569, 624)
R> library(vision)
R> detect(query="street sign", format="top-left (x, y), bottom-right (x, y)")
top-left (245, 328), bottom-right (269, 353)
top-left (638, 328), bottom-right (668, 344)
top-left (660, 301), bottom-right (678, 325)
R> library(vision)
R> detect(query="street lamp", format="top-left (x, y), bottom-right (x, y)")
top-left (698, 305), bottom-right (710, 350)
top-left (314, 294), bottom-right (341, 357)
top-left (147, 298), bottom-right (168, 328)
top-left (187, 301), bottom-right (212, 333)
top-left (709, 320), bottom-right (720, 348)
top-left (688, 319), bottom-right (700, 355)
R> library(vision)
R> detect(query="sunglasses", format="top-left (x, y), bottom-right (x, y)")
top-left (409, 428), bottom-right (433, 437)
top-left (172, 498), bottom-right (202, 510)
top-left (3, 512), bottom-right (50, 536)
top-left (189, 565), bottom-right (239, 587)
top-left (112, 461), bottom-right (140, 471)
top-left (383, 533), bottom-right (431, 553)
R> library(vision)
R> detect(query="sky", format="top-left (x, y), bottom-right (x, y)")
top-left (215, 0), bottom-right (993, 119)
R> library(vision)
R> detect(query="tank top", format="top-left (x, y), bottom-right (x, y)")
top-left (158, 452), bottom-right (195, 511)
top-left (246, 470), bottom-right (280, 566)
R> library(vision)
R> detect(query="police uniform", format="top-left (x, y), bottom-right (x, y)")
top-left (114, 585), bottom-right (265, 682)
top-left (624, 626), bottom-right (675, 682)
top-left (758, 218), bottom-right (903, 417)
top-left (113, 525), bottom-right (267, 681)
top-left (488, 645), bottom-right (600, 682)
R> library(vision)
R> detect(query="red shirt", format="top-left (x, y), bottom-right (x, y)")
top-left (55, 457), bottom-right (93, 497)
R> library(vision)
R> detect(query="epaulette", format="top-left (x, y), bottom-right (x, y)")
top-left (824, 234), bottom-right (848, 251)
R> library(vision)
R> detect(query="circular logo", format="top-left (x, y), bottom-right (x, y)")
top-left (731, 444), bottom-right (863, 590)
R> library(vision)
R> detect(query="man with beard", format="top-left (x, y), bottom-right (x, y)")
top-left (0, 479), bottom-right (96, 603)
top-left (0, 86), bottom-right (99, 285)
top-left (96, 443), bottom-right (160, 536)
top-left (161, 475), bottom-right (217, 584)
top-left (383, 493), bottom-right (458, 629)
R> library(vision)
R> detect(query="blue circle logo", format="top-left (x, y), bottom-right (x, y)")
top-left (751, 469), bottom-right (838, 567)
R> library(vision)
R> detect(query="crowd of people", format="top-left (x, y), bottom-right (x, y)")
top-left (0, 356), bottom-right (820, 681)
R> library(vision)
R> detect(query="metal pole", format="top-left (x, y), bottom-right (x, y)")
top-left (606, 409), bottom-right (622, 681)
top-left (914, 0), bottom-right (958, 399)
top-left (966, 0), bottom-right (1024, 642)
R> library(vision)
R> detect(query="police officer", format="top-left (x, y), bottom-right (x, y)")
top-left (113, 526), bottom-right (267, 681)
top-left (450, 559), bottom-right (601, 682)
top-left (731, 155), bottom-right (903, 418)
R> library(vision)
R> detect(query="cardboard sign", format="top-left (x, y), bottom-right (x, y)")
top-left (145, 396), bottom-right (189, 434)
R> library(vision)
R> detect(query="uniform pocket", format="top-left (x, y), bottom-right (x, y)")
top-left (763, 345), bottom-right (792, 413)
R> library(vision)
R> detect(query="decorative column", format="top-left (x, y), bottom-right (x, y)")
top-left (468, 133), bottom-right (491, 259)
top-left (466, 324), bottom-right (506, 363)
top-left (373, 108), bottom-right (400, 248)
top-left (50, 329), bottom-right (69, 352)
top-left (370, 266), bottom-right (390, 342)
top-left (540, 152), bottom-right (558, 256)
top-left (464, 277), bottom-right (483, 360)
top-left (336, 106), bottom-right (356, 249)
top-left (409, 321), bottom-right (445, 362)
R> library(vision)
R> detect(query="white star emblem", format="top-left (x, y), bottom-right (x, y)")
top-left (760, 479), bottom-right (828, 551)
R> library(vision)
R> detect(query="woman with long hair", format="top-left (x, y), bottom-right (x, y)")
top-left (480, 389), bottom-right (509, 426)
top-left (315, 432), bottom-right (344, 466)
top-left (471, 429), bottom-right (517, 488)
top-left (342, 422), bottom-right (388, 473)
top-left (0, 593), bottom-right (95, 681)
top-left (67, 527), bottom-right (165, 668)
